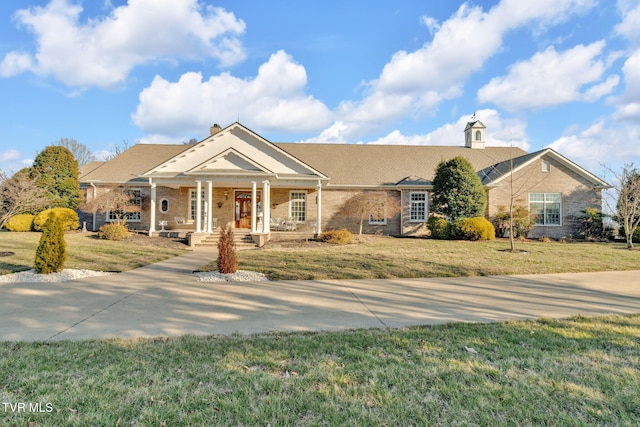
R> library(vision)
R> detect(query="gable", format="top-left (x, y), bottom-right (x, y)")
top-left (144, 123), bottom-right (326, 180)
top-left (481, 148), bottom-right (609, 189)
top-left (187, 148), bottom-right (271, 175)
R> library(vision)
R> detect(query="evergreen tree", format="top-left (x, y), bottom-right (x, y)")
top-left (34, 215), bottom-right (67, 274)
top-left (30, 145), bottom-right (82, 209)
top-left (432, 156), bottom-right (487, 221)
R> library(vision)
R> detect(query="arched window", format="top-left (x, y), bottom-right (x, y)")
top-left (160, 198), bottom-right (169, 213)
top-left (475, 130), bottom-right (482, 141)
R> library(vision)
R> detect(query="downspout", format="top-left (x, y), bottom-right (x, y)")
top-left (90, 182), bottom-right (97, 231)
top-left (400, 189), bottom-right (404, 236)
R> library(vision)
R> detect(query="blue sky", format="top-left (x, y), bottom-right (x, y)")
top-left (1, 0), bottom-right (639, 179)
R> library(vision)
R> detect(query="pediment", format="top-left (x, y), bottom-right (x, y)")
top-left (143, 122), bottom-right (328, 180)
top-left (186, 148), bottom-right (272, 175)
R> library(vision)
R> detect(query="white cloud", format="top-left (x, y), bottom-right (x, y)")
top-left (367, 109), bottom-right (529, 149)
top-left (478, 42), bottom-right (618, 110)
top-left (0, 151), bottom-right (33, 174)
top-left (550, 120), bottom-right (640, 171)
top-left (612, 49), bottom-right (640, 121)
top-left (0, 0), bottom-right (246, 87)
top-left (319, 0), bottom-right (596, 142)
top-left (132, 50), bottom-right (332, 136)
top-left (302, 109), bottom-right (530, 152)
top-left (1, 150), bottom-right (21, 162)
top-left (615, 0), bottom-right (640, 42)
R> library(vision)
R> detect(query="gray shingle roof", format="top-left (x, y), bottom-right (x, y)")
top-left (275, 143), bottom-right (526, 186)
top-left (80, 144), bottom-right (188, 183)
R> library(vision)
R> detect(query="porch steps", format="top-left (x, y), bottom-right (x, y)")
top-left (192, 230), bottom-right (257, 249)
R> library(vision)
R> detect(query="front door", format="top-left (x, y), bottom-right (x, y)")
top-left (235, 191), bottom-right (260, 228)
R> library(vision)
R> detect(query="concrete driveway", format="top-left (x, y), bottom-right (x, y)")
top-left (1, 249), bottom-right (639, 341)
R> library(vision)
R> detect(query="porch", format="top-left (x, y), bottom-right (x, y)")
top-left (147, 177), bottom-right (325, 247)
top-left (149, 227), bottom-right (316, 248)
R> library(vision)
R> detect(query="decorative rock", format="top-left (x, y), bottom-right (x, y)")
top-left (0, 269), bottom-right (115, 283)
top-left (194, 270), bottom-right (269, 283)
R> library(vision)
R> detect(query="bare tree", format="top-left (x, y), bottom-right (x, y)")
top-left (482, 157), bottom-right (548, 252)
top-left (54, 138), bottom-right (96, 166)
top-left (103, 140), bottom-right (131, 161)
top-left (604, 163), bottom-right (640, 249)
top-left (81, 184), bottom-right (142, 225)
top-left (338, 192), bottom-right (400, 235)
top-left (0, 170), bottom-right (49, 229)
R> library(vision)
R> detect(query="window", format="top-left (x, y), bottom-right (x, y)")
top-left (409, 192), bottom-right (427, 222)
top-left (475, 130), bottom-right (482, 141)
top-left (541, 160), bottom-right (550, 172)
top-left (159, 198), bottom-right (169, 213)
top-left (108, 189), bottom-right (142, 222)
top-left (190, 190), bottom-right (205, 222)
top-left (369, 207), bottom-right (387, 225)
top-left (529, 193), bottom-right (561, 225)
top-left (289, 191), bottom-right (307, 222)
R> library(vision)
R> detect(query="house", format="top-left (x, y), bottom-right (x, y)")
top-left (79, 121), bottom-right (609, 245)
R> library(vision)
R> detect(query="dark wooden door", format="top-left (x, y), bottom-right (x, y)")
top-left (234, 191), bottom-right (260, 228)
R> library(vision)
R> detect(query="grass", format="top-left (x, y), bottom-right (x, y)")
top-left (1, 314), bottom-right (638, 425)
top-left (204, 236), bottom-right (640, 280)
top-left (0, 231), bottom-right (188, 275)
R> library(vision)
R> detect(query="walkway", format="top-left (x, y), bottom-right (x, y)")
top-left (1, 249), bottom-right (639, 341)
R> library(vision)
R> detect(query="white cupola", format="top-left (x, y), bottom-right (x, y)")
top-left (464, 119), bottom-right (486, 149)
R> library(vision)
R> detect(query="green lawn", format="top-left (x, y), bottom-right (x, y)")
top-left (0, 231), bottom-right (188, 275)
top-left (208, 236), bottom-right (640, 280)
top-left (1, 314), bottom-right (638, 426)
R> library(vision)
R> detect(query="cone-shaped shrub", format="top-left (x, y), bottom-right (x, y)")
top-left (34, 214), bottom-right (67, 274)
top-left (217, 225), bottom-right (238, 274)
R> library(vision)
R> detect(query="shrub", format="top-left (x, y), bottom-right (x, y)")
top-left (451, 217), bottom-right (496, 241)
top-left (492, 205), bottom-right (534, 238)
top-left (33, 208), bottom-right (79, 231)
top-left (578, 208), bottom-right (608, 239)
top-left (217, 226), bottom-right (238, 274)
top-left (34, 215), bottom-right (67, 274)
top-left (98, 223), bottom-right (130, 241)
top-left (319, 229), bottom-right (353, 245)
top-left (619, 225), bottom-right (640, 243)
top-left (4, 214), bottom-right (34, 231)
top-left (426, 216), bottom-right (451, 240)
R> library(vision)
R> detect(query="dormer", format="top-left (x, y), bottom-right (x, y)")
top-left (464, 120), bottom-right (486, 149)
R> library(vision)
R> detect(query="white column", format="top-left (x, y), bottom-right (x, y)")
top-left (195, 180), bottom-right (202, 233)
top-left (206, 180), bottom-right (213, 233)
top-left (251, 181), bottom-right (257, 233)
top-left (262, 180), bottom-right (270, 232)
top-left (149, 180), bottom-right (157, 236)
top-left (316, 181), bottom-right (322, 235)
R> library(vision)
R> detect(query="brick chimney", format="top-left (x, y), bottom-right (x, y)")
top-left (210, 123), bottom-right (222, 135)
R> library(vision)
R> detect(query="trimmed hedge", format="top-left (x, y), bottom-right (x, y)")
top-left (4, 214), bottom-right (35, 232)
top-left (426, 216), bottom-right (450, 240)
top-left (451, 217), bottom-right (496, 241)
top-left (34, 215), bottom-right (67, 274)
top-left (319, 229), bottom-right (353, 245)
top-left (33, 208), bottom-right (79, 231)
top-left (98, 223), bottom-right (130, 241)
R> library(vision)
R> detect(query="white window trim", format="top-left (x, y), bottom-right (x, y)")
top-left (107, 188), bottom-right (142, 223)
top-left (289, 190), bottom-right (307, 223)
top-left (541, 160), bottom-right (550, 172)
top-left (529, 192), bottom-right (562, 226)
top-left (189, 189), bottom-right (205, 222)
top-left (369, 207), bottom-right (387, 225)
top-left (409, 191), bottom-right (428, 223)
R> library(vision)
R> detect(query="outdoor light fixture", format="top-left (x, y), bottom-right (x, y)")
top-left (224, 190), bottom-right (228, 200)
